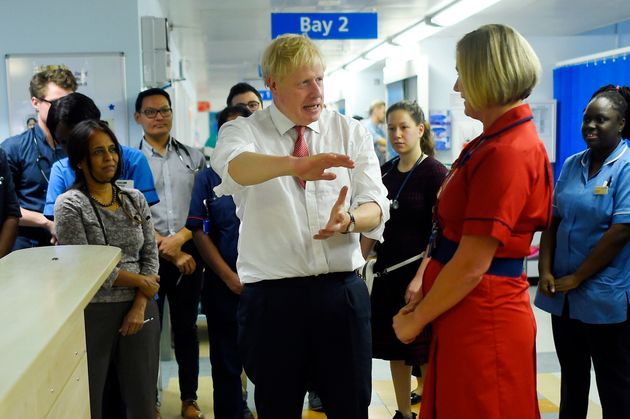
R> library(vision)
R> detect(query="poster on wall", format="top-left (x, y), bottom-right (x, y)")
top-left (429, 110), bottom-right (452, 150)
top-left (529, 100), bottom-right (556, 162)
top-left (5, 52), bottom-right (129, 144)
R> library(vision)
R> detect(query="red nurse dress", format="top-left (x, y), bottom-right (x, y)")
top-left (419, 104), bottom-right (553, 419)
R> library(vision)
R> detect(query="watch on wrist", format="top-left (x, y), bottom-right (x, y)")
top-left (343, 211), bottom-right (356, 234)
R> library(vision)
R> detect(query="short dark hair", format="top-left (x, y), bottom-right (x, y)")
top-left (47, 92), bottom-right (101, 143)
top-left (67, 120), bottom-right (122, 189)
top-left (217, 105), bottom-right (252, 130)
top-left (226, 83), bottom-right (263, 107)
top-left (590, 84), bottom-right (630, 139)
top-left (135, 88), bottom-right (171, 112)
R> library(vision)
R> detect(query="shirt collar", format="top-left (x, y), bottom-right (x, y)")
top-left (141, 135), bottom-right (173, 154)
top-left (481, 103), bottom-right (533, 138)
top-left (269, 103), bottom-right (321, 136)
top-left (580, 139), bottom-right (628, 168)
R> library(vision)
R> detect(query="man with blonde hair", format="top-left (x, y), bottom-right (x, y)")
top-left (1, 67), bottom-right (76, 249)
top-left (211, 34), bottom-right (389, 418)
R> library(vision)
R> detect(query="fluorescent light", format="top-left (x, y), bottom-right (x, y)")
top-left (343, 57), bottom-right (373, 73)
top-left (365, 43), bottom-right (398, 61)
top-left (392, 21), bottom-right (443, 46)
top-left (431, 0), bottom-right (502, 27)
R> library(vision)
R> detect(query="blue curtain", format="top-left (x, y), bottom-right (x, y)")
top-left (553, 54), bottom-right (630, 179)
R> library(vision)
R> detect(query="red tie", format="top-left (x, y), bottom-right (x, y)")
top-left (293, 125), bottom-right (308, 188)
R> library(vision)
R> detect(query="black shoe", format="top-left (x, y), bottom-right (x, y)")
top-left (410, 390), bottom-right (422, 404)
top-left (393, 411), bottom-right (417, 419)
top-left (308, 391), bottom-right (324, 412)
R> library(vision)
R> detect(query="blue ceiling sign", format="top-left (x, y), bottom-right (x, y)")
top-left (258, 90), bottom-right (272, 101)
top-left (271, 12), bottom-right (378, 40)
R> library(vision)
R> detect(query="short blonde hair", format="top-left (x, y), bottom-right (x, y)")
top-left (261, 34), bottom-right (325, 85)
top-left (456, 24), bottom-right (541, 110)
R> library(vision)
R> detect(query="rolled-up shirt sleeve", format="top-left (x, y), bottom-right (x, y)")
top-left (350, 123), bottom-right (390, 241)
top-left (210, 121), bottom-right (256, 197)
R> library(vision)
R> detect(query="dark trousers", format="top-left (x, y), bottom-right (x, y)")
top-left (238, 272), bottom-right (372, 419)
top-left (202, 273), bottom-right (245, 419)
top-left (552, 305), bottom-right (630, 419)
top-left (85, 301), bottom-right (160, 419)
top-left (156, 245), bottom-right (202, 401)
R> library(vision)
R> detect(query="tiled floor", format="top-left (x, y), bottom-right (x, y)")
top-left (157, 286), bottom-right (603, 419)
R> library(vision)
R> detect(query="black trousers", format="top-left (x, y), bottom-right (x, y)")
top-left (156, 242), bottom-right (203, 401)
top-left (238, 272), bottom-right (372, 419)
top-left (202, 273), bottom-right (245, 419)
top-left (552, 304), bottom-right (630, 419)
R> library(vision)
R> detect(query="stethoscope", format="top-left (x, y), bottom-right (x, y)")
top-left (32, 131), bottom-right (62, 184)
top-left (139, 136), bottom-right (199, 173)
top-left (382, 153), bottom-right (427, 210)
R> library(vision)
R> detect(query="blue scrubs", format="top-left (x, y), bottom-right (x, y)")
top-left (43, 145), bottom-right (159, 218)
top-left (535, 139), bottom-right (630, 323)
top-left (0, 126), bottom-right (65, 249)
top-left (0, 148), bottom-right (21, 227)
top-left (186, 166), bottom-right (243, 417)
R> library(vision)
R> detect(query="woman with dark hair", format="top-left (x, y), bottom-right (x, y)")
top-left (535, 85), bottom-right (630, 418)
top-left (361, 100), bottom-right (447, 419)
top-left (393, 24), bottom-right (553, 419)
top-left (54, 120), bottom-right (160, 419)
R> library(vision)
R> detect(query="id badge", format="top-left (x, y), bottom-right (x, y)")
top-left (116, 179), bottom-right (134, 189)
top-left (594, 186), bottom-right (609, 195)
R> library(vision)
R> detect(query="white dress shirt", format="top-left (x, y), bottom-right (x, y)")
top-left (211, 104), bottom-right (389, 283)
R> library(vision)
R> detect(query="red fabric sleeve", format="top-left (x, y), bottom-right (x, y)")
top-left (462, 144), bottom-right (533, 244)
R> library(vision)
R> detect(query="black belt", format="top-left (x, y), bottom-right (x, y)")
top-left (431, 235), bottom-right (524, 278)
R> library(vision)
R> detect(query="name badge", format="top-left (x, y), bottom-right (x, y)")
top-left (594, 186), bottom-right (609, 195)
top-left (115, 179), bottom-right (134, 189)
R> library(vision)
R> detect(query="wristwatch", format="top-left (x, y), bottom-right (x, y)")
top-left (343, 211), bottom-right (356, 234)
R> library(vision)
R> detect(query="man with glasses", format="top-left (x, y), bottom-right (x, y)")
top-left (227, 82), bottom-right (263, 112)
top-left (134, 88), bottom-right (206, 419)
top-left (0, 68), bottom-right (76, 250)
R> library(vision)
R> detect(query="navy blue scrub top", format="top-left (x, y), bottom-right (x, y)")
top-left (186, 166), bottom-right (239, 270)
top-left (0, 148), bottom-right (21, 226)
top-left (0, 126), bottom-right (66, 212)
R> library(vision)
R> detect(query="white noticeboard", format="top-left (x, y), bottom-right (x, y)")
top-left (5, 52), bottom-right (129, 144)
top-left (529, 100), bottom-right (556, 162)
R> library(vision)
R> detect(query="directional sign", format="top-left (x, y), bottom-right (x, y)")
top-left (271, 12), bottom-right (378, 40)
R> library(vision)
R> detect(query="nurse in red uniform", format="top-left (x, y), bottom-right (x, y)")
top-left (394, 24), bottom-right (553, 419)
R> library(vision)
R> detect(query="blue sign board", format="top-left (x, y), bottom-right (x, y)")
top-left (271, 12), bottom-right (377, 40)
top-left (259, 90), bottom-right (272, 101)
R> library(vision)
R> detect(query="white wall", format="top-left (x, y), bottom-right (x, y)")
top-left (419, 32), bottom-right (626, 163)
top-left (0, 0), bottom-right (143, 145)
top-left (138, 0), bottom-right (203, 147)
top-left (329, 63), bottom-right (387, 118)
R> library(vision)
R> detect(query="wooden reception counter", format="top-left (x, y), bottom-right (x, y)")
top-left (0, 245), bottom-right (120, 418)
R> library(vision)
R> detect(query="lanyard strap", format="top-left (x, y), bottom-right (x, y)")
top-left (384, 153), bottom-right (428, 206)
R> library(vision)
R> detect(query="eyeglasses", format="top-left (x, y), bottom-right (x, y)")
top-left (37, 97), bottom-right (56, 105)
top-left (140, 107), bottom-right (173, 119)
top-left (236, 101), bottom-right (261, 111)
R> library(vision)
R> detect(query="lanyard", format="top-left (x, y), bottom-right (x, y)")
top-left (383, 153), bottom-right (427, 210)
